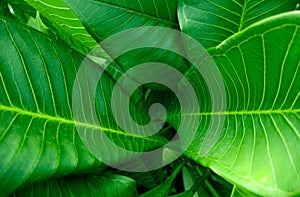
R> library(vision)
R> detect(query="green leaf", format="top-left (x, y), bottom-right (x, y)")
top-left (24, 0), bottom-right (106, 57)
top-left (178, 0), bottom-right (299, 49)
top-left (169, 191), bottom-right (194, 197)
top-left (13, 174), bottom-right (138, 197)
top-left (26, 11), bottom-right (54, 36)
top-left (0, 2), bottom-right (25, 23)
top-left (169, 12), bottom-right (300, 196)
top-left (61, 0), bottom-right (191, 88)
top-left (63, 0), bottom-right (178, 41)
top-left (140, 162), bottom-right (184, 197)
top-left (0, 18), bottom-right (166, 196)
top-left (4, 0), bottom-right (36, 16)
top-left (230, 186), bottom-right (258, 197)
top-left (0, 2), bottom-right (9, 17)
top-left (182, 167), bottom-right (210, 197)
top-left (118, 168), bottom-right (164, 189)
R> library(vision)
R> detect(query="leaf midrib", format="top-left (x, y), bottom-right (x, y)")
top-left (0, 104), bottom-right (161, 142)
top-left (181, 108), bottom-right (300, 116)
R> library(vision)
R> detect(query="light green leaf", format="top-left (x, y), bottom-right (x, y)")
top-left (178, 0), bottom-right (299, 49)
top-left (0, 18), bottom-right (166, 196)
top-left (230, 186), bottom-right (258, 197)
top-left (26, 11), bottom-right (54, 36)
top-left (24, 0), bottom-right (106, 57)
top-left (13, 174), bottom-right (138, 197)
top-left (169, 12), bottom-right (300, 196)
top-left (9, 0), bottom-right (124, 82)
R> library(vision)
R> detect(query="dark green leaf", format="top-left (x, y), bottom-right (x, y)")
top-left (13, 174), bottom-right (138, 197)
top-left (182, 167), bottom-right (210, 197)
top-left (63, 0), bottom-right (178, 41)
top-left (0, 18), bottom-right (166, 196)
top-left (140, 162), bottom-right (184, 197)
top-left (62, 0), bottom-right (191, 88)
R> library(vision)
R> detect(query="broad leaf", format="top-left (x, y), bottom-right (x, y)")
top-left (169, 12), bottom-right (300, 196)
top-left (230, 186), bottom-right (257, 197)
top-left (61, 0), bottom-right (192, 86)
top-left (0, 18), bottom-right (166, 196)
top-left (63, 0), bottom-right (178, 41)
top-left (13, 174), bottom-right (138, 197)
top-left (178, 0), bottom-right (299, 49)
top-left (24, 0), bottom-right (105, 57)
top-left (24, 0), bottom-right (147, 96)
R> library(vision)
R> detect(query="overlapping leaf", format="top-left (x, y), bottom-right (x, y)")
top-left (63, 0), bottom-right (178, 41)
top-left (0, 18), bottom-right (166, 196)
top-left (1, 0), bottom-right (36, 23)
top-left (169, 12), bottom-right (300, 196)
top-left (61, 0), bottom-right (191, 85)
top-left (178, 0), bottom-right (299, 49)
top-left (24, 0), bottom-right (105, 56)
top-left (13, 174), bottom-right (138, 197)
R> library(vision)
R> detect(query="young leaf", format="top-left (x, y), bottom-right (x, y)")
top-left (169, 12), bottom-right (300, 196)
top-left (178, 0), bottom-right (299, 49)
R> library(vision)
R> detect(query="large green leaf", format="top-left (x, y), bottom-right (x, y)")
top-left (178, 0), bottom-right (299, 49)
top-left (23, 0), bottom-right (129, 82)
top-left (230, 186), bottom-right (258, 197)
top-left (24, 0), bottom-right (105, 57)
top-left (61, 0), bottom-right (192, 86)
top-left (13, 174), bottom-right (138, 197)
top-left (23, 0), bottom-right (149, 96)
top-left (169, 12), bottom-right (300, 196)
top-left (0, 18), bottom-right (166, 196)
top-left (63, 0), bottom-right (178, 41)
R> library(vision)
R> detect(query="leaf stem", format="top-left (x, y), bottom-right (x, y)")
top-left (189, 169), bottom-right (210, 194)
top-left (194, 166), bottom-right (220, 197)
